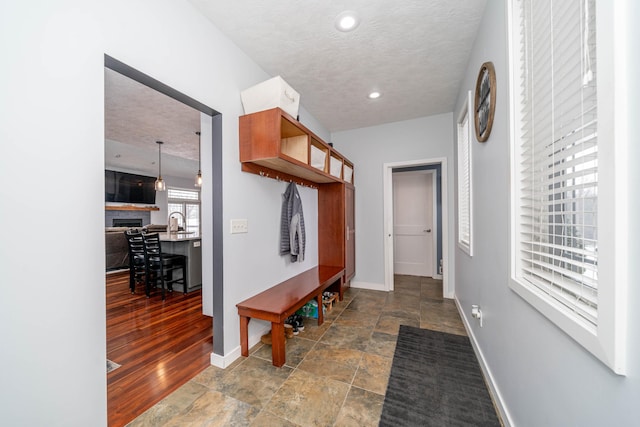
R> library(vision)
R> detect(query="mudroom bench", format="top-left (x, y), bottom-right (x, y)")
top-left (236, 265), bottom-right (344, 367)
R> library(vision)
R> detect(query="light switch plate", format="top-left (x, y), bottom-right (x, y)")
top-left (230, 219), bottom-right (248, 234)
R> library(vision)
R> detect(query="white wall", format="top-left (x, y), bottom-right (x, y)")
top-left (331, 113), bottom-right (454, 289)
top-left (453, 0), bottom-right (640, 425)
top-left (0, 0), bottom-right (323, 425)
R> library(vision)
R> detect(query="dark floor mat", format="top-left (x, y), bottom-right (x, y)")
top-left (380, 325), bottom-right (500, 426)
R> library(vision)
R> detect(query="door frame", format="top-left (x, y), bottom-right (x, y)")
top-left (104, 55), bottom-right (225, 356)
top-left (383, 158), bottom-right (450, 297)
top-left (392, 169), bottom-right (437, 277)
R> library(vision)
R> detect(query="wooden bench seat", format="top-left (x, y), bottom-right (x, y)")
top-left (236, 265), bottom-right (344, 367)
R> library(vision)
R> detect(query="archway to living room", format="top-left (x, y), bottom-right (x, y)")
top-left (103, 55), bottom-right (223, 426)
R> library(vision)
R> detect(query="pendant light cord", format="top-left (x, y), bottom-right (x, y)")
top-left (197, 131), bottom-right (201, 171)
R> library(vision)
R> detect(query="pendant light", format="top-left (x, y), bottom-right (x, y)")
top-left (155, 140), bottom-right (166, 191)
top-left (195, 131), bottom-right (202, 187)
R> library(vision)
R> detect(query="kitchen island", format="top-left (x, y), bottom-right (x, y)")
top-left (158, 232), bottom-right (202, 292)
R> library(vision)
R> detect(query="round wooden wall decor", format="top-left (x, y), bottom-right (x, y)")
top-left (474, 61), bottom-right (496, 142)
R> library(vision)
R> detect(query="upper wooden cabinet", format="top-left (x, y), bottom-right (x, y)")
top-left (239, 108), bottom-right (354, 185)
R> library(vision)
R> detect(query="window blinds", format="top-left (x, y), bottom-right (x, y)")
top-left (167, 188), bottom-right (200, 201)
top-left (516, 0), bottom-right (598, 326)
top-left (458, 109), bottom-right (471, 250)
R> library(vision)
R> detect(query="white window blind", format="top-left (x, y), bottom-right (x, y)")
top-left (514, 0), bottom-right (598, 326)
top-left (167, 188), bottom-right (200, 201)
top-left (457, 92), bottom-right (472, 255)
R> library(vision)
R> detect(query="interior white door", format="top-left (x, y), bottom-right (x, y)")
top-left (393, 171), bottom-right (434, 276)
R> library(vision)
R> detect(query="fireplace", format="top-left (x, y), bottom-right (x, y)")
top-left (112, 218), bottom-right (143, 228)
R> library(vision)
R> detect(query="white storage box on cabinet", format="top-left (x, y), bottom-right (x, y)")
top-left (310, 145), bottom-right (327, 171)
top-left (329, 155), bottom-right (342, 178)
top-left (343, 164), bottom-right (353, 183)
top-left (241, 76), bottom-right (300, 118)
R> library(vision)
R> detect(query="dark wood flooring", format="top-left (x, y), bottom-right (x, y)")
top-left (106, 271), bottom-right (213, 427)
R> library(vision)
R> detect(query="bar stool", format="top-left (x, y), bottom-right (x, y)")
top-left (142, 233), bottom-right (187, 300)
top-left (124, 229), bottom-right (146, 294)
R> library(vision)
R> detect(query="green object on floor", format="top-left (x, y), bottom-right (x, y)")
top-left (296, 299), bottom-right (325, 319)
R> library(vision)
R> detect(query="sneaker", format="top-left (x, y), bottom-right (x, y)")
top-left (292, 326), bottom-right (299, 335)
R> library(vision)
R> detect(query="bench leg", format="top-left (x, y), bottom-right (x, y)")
top-left (271, 322), bottom-right (286, 367)
top-left (316, 294), bottom-right (324, 326)
top-left (239, 316), bottom-right (250, 357)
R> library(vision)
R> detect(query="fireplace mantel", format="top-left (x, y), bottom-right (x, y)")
top-left (105, 206), bottom-right (159, 211)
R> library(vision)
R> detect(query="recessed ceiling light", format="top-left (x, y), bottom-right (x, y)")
top-left (368, 91), bottom-right (381, 99)
top-left (335, 10), bottom-right (360, 32)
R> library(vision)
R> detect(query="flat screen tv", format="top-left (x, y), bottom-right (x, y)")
top-left (105, 170), bottom-right (156, 204)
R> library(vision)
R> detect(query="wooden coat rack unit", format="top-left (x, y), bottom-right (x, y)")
top-left (239, 107), bottom-right (356, 288)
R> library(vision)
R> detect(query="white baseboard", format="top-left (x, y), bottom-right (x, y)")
top-left (433, 273), bottom-right (443, 280)
top-left (210, 351), bottom-right (234, 368)
top-left (350, 281), bottom-right (387, 292)
top-left (454, 297), bottom-right (514, 427)
top-left (210, 324), bottom-right (271, 369)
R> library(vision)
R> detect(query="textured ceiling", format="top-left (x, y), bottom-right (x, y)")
top-left (105, 1), bottom-right (487, 177)
top-left (104, 68), bottom-right (201, 178)
top-left (189, 0), bottom-right (487, 132)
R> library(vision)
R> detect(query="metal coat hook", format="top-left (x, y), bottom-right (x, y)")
top-left (255, 168), bottom-right (318, 189)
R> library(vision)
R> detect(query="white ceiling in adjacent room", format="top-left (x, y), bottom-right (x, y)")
top-left (104, 68), bottom-right (201, 179)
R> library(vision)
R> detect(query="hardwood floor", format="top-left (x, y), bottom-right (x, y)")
top-left (106, 271), bottom-right (213, 427)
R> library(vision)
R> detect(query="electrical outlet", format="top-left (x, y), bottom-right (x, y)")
top-left (230, 219), bottom-right (248, 234)
top-left (471, 304), bottom-right (483, 327)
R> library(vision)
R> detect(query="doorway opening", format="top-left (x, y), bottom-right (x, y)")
top-left (103, 55), bottom-right (224, 425)
top-left (383, 158), bottom-right (450, 298)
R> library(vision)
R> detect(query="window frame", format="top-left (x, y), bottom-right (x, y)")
top-left (167, 187), bottom-right (201, 233)
top-left (507, 0), bottom-right (627, 374)
top-left (457, 90), bottom-right (473, 256)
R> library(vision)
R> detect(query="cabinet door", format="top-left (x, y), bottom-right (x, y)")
top-left (345, 185), bottom-right (355, 281)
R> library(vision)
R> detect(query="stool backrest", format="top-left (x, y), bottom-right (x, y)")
top-left (124, 229), bottom-right (145, 264)
top-left (142, 233), bottom-right (163, 262)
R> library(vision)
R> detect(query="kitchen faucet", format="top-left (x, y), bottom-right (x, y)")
top-left (168, 211), bottom-right (186, 232)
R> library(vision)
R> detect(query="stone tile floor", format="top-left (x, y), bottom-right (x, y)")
top-left (127, 275), bottom-right (467, 426)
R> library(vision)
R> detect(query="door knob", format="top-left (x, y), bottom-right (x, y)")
top-left (424, 229), bottom-right (431, 233)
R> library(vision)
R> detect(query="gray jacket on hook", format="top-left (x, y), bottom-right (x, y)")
top-left (280, 182), bottom-right (305, 262)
